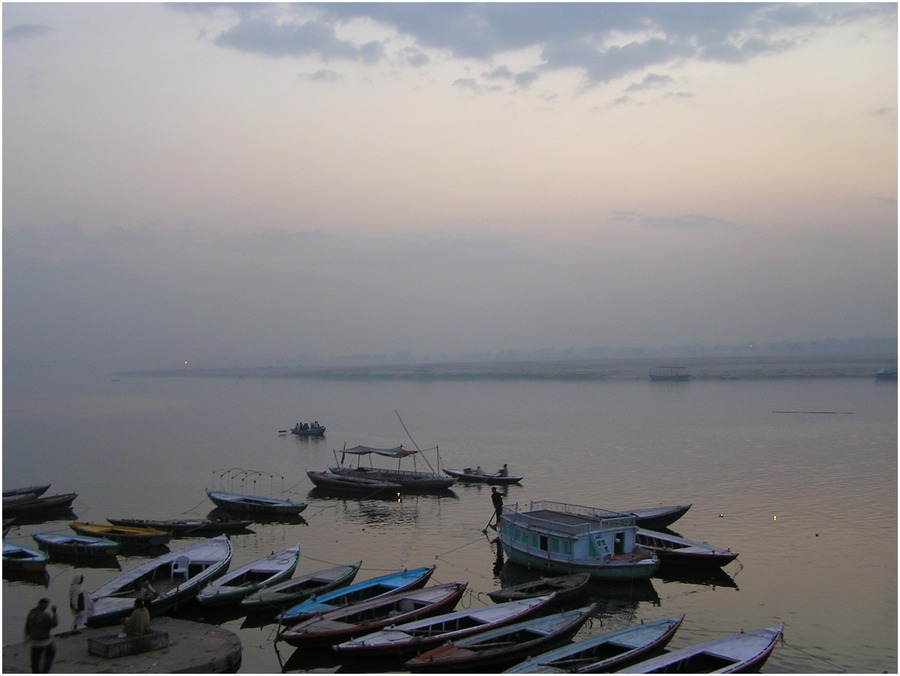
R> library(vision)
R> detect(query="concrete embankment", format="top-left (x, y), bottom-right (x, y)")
top-left (3, 617), bottom-right (241, 673)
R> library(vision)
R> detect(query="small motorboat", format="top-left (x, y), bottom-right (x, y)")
top-left (206, 489), bottom-right (307, 516)
top-left (87, 535), bottom-right (233, 626)
top-left (487, 573), bottom-right (590, 605)
top-left (335, 594), bottom-right (557, 658)
top-left (405, 603), bottom-right (597, 672)
top-left (70, 522), bottom-right (171, 547)
top-left (278, 581), bottom-right (468, 648)
top-left (3, 541), bottom-right (50, 572)
top-left (32, 531), bottom-right (120, 558)
top-left (636, 529), bottom-right (738, 567)
top-left (277, 565), bottom-right (436, 625)
top-left (197, 545), bottom-right (300, 606)
top-left (619, 624), bottom-right (785, 673)
top-left (241, 560), bottom-right (362, 615)
top-left (505, 614), bottom-right (685, 673)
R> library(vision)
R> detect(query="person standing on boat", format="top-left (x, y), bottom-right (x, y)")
top-left (491, 486), bottom-right (504, 525)
top-left (24, 597), bottom-right (58, 673)
top-left (68, 575), bottom-right (93, 634)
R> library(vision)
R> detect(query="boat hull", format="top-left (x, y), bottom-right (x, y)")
top-left (505, 615), bottom-right (685, 673)
top-left (197, 546), bottom-right (299, 606)
top-left (32, 531), bottom-right (120, 557)
top-left (240, 561), bottom-right (362, 614)
top-left (107, 517), bottom-right (254, 536)
top-left (206, 489), bottom-right (307, 515)
top-left (443, 468), bottom-right (523, 485)
top-left (487, 572), bottom-right (590, 604)
top-left (70, 521), bottom-right (171, 547)
top-left (2, 542), bottom-right (50, 572)
top-left (87, 536), bottom-right (233, 626)
top-left (329, 467), bottom-right (456, 491)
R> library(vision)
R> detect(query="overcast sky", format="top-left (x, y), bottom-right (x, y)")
top-left (3, 3), bottom-right (897, 370)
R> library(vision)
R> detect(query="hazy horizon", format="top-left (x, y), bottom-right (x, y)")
top-left (4, 3), bottom-right (897, 373)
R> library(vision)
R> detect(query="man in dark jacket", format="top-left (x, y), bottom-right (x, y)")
top-left (24, 598), bottom-right (58, 673)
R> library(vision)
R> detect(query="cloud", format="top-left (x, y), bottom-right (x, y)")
top-left (611, 211), bottom-right (746, 232)
top-left (3, 23), bottom-right (54, 42)
top-left (180, 3), bottom-right (896, 89)
top-left (626, 73), bottom-right (676, 92)
top-left (214, 16), bottom-right (385, 63)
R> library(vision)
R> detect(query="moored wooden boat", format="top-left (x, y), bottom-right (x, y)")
top-left (70, 521), bottom-right (171, 547)
top-left (241, 560), bottom-right (362, 615)
top-left (206, 489), bottom-right (308, 516)
top-left (335, 594), bottom-right (557, 658)
top-left (488, 572), bottom-right (590, 605)
top-left (618, 623), bottom-right (785, 673)
top-left (2, 492), bottom-right (77, 516)
top-left (3, 484), bottom-right (51, 499)
top-left (622, 504), bottom-right (692, 530)
top-left (636, 529), bottom-right (738, 567)
top-left (197, 545), bottom-right (300, 606)
top-left (443, 467), bottom-right (523, 485)
top-left (87, 535), bottom-right (233, 626)
top-left (278, 581), bottom-right (468, 648)
top-left (329, 445), bottom-right (457, 491)
top-left (32, 530), bottom-right (120, 557)
top-left (499, 501), bottom-right (659, 580)
top-left (277, 565), bottom-right (436, 625)
top-left (505, 615), bottom-right (685, 673)
top-left (107, 517), bottom-right (254, 536)
top-left (406, 603), bottom-right (597, 672)
top-left (306, 470), bottom-right (401, 495)
top-left (2, 541), bottom-right (50, 572)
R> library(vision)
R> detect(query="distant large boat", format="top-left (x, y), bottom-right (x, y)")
top-left (649, 366), bottom-right (691, 382)
top-left (875, 367), bottom-right (897, 381)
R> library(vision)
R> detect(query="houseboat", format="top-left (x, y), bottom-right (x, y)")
top-left (498, 500), bottom-right (659, 580)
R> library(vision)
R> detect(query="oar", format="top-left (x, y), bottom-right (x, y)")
top-left (278, 430), bottom-right (290, 434)
top-left (482, 513), bottom-right (496, 533)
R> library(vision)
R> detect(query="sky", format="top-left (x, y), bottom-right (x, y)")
top-left (3, 3), bottom-right (897, 370)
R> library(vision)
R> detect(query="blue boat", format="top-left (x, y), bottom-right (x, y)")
top-left (32, 531), bottom-right (120, 557)
top-left (276, 565), bottom-right (436, 625)
top-left (3, 541), bottom-right (50, 572)
top-left (206, 489), bottom-right (307, 516)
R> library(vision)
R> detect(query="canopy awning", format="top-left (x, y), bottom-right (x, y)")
top-left (343, 445), bottom-right (417, 458)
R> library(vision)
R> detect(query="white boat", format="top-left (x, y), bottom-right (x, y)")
top-left (498, 501), bottom-right (659, 580)
top-left (505, 615), bottom-right (685, 673)
top-left (196, 545), bottom-right (300, 606)
top-left (335, 594), bottom-right (556, 658)
top-left (619, 624), bottom-right (785, 673)
top-left (405, 604), bottom-right (597, 672)
top-left (87, 535), bottom-right (232, 626)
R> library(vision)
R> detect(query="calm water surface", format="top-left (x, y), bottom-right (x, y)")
top-left (3, 360), bottom-right (896, 673)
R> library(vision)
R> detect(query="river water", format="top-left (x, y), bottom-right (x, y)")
top-left (2, 356), bottom-right (896, 673)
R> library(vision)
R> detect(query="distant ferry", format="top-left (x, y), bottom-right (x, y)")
top-left (649, 366), bottom-right (691, 382)
top-left (875, 367), bottom-right (897, 381)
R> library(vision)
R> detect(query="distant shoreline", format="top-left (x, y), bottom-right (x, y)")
top-left (113, 353), bottom-right (897, 382)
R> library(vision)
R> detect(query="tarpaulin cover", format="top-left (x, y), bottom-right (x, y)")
top-left (343, 445), bottom-right (417, 458)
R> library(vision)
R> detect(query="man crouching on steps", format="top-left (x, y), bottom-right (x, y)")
top-left (118, 598), bottom-right (151, 638)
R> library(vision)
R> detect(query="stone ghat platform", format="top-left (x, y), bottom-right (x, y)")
top-left (3, 617), bottom-right (241, 673)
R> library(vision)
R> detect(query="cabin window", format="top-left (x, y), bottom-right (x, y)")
top-left (539, 535), bottom-right (549, 551)
top-left (563, 541), bottom-right (572, 555)
top-left (550, 538), bottom-right (559, 554)
top-left (614, 532), bottom-right (625, 555)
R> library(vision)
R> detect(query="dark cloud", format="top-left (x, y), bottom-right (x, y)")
top-left (3, 23), bottom-right (54, 42)
top-left (214, 16), bottom-right (384, 63)
top-left (182, 3), bottom-right (896, 88)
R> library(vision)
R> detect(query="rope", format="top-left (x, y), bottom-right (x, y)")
top-left (780, 637), bottom-right (848, 672)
